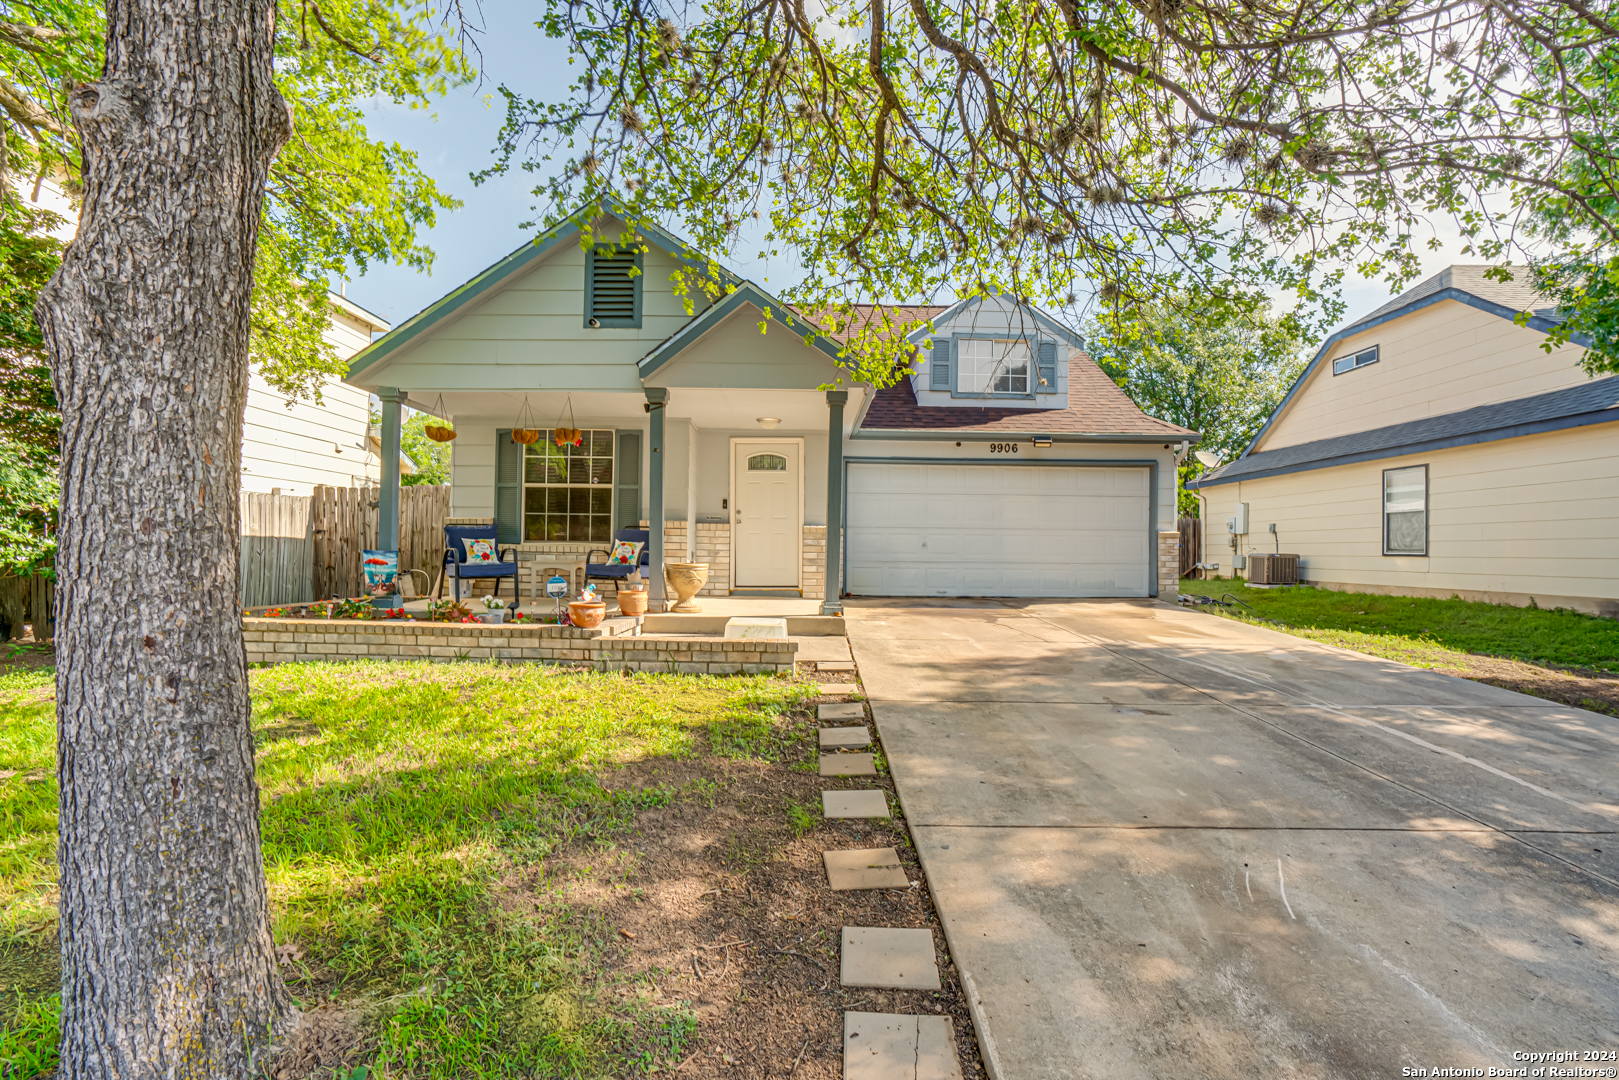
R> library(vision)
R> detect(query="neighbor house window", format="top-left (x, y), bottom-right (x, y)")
top-left (957, 338), bottom-right (1031, 394)
top-left (524, 430), bottom-right (615, 542)
top-left (1383, 465), bottom-right (1427, 556)
top-left (1333, 345), bottom-right (1379, 375)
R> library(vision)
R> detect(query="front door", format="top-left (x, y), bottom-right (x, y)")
top-left (732, 440), bottom-right (802, 588)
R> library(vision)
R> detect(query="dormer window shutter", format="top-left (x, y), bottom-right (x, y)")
top-left (1037, 341), bottom-right (1058, 393)
top-left (930, 337), bottom-right (952, 390)
top-left (585, 247), bottom-right (643, 329)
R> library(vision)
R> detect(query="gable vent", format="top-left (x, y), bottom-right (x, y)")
top-left (587, 247), bottom-right (642, 328)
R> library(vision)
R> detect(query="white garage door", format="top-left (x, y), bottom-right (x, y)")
top-left (845, 462), bottom-right (1151, 597)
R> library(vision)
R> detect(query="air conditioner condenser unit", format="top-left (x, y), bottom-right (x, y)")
top-left (1246, 553), bottom-right (1300, 586)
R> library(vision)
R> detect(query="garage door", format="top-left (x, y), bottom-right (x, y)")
top-left (845, 462), bottom-right (1151, 597)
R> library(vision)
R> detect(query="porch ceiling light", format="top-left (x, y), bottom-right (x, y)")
top-left (756, 417), bottom-right (782, 429)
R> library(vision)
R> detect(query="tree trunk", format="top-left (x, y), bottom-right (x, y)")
top-left (36, 0), bottom-right (294, 1073)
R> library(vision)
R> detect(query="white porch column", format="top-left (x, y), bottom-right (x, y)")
top-left (645, 387), bottom-right (668, 608)
top-left (822, 389), bottom-right (847, 615)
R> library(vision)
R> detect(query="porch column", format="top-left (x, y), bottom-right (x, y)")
top-left (821, 389), bottom-right (848, 615)
top-left (377, 387), bottom-right (405, 550)
top-left (645, 387), bottom-right (669, 608)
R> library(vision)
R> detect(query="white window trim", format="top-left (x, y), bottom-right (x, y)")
top-left (955, 337), bottom-right (1033, 396)
top-left (1382, 463), bottom-right (1428, 557)
top-left (1333, 344), bottom-right (1380, 376)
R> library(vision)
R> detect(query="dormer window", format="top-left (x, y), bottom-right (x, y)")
top-left (1332, 344), bottom-right (1378, 375)
top-left (958, 338), bottom-right (1031, 395)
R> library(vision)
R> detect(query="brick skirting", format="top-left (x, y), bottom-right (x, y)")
top-left (1157, 531), bottom-right (1180, 599)
top-left (243, 618), bottom-right (796, 673)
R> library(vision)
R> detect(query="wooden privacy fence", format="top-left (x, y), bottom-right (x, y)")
top-left (0, 574), bottom-right (53, 641)
top-left (240, 492), bottom-right (315, 608)
top-left (1178, 516), bottom-right (1203, 578)
top-left (311, 484), bottom-right (449, 600)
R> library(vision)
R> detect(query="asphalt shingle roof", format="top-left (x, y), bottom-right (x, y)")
top-left (1195, 374), bottom-right (1619, 485)
top-left (860, 354), bottom-right (1198, 436)
top-left (1355, 265), bottom-right (1559, 329)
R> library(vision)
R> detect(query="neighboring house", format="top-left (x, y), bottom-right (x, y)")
top-left (241, 294), bottom-right (396, 495)
top-left (344, 204), bottom-right (1195, 608)
top-left (1191, 265), bottom-right (1619, 617)
top-left (18, 168), bottom-right (395, 497)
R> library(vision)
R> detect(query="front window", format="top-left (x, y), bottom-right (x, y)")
top-left (957, 338), bottom-right (1031, 395)
top-left (1383, 465), bottom-right (1427, 556)
top-left (523, 430), bottom-right (615, 542)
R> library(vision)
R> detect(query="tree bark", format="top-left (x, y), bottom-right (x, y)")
top-left (36, 0), bottom-right (295, 1074)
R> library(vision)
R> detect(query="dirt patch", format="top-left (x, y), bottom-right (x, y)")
top-left (0, 639), bottom-right (54, 673)
top-left (1427, 654), bottom-right (1619, 716)
top-left (501, 674), bottom-right (986, 1078)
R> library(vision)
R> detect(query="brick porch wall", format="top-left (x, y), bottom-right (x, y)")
top-left (1158, 531), bottom-right (1180, 599)
top-left (243, 617), bottom-right (796, 673)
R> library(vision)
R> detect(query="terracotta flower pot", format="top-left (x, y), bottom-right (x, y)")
top-left (567, 600), bottom-right (607, 629)
top-left (617, 589), bottom-right (649, 617)
top-left (663, 562), bottom-right (709, 613)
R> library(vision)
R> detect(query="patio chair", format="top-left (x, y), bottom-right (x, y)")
top-left (442, 524), bottom-right (519, 604)
top-left (585, 529), bottom-right (651, 590)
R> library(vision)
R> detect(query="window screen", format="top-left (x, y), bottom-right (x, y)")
top-left (956, 338), bottom-right (1031, 394)
top-left (1333, 345), bottom-right (1379, 375)
top-left (523, 430), bottom-right (615, 542)
top-left (1383, 465), bottom-right (1427, 556)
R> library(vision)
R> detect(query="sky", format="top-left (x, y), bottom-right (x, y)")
top-left (346, 3), bottom-right (1486, 343)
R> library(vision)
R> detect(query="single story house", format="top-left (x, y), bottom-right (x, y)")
top-left (343, 203), bottom-right (1196, 610)
top-left (1191, 265), bottom-right (1619, 617)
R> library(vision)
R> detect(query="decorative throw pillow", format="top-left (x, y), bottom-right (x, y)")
top-left (608, 540), bottom-right (644, 566)
top-left (465, 539), bottom-right (498, 564)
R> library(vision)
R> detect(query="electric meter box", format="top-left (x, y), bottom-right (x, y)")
top-left (1230, 502), bottom-right (1250, 535)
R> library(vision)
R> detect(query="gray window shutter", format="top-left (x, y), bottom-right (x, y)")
top-left (930, 337), bottom-right (952, 390)
top-left (615, 429), bottom-right (642, 531)
top-left (495, 429), bottom-right (522, 544)
top-left (1037, 341), bottom-right (1058, 393)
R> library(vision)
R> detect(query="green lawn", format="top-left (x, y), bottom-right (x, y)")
top-left (1180, 577), bottom-right (1619, 673)
top-left (0, 662), bottom-right (816, 1078)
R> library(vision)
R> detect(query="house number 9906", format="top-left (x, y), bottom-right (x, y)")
top-left (989, 443), bottom-right (1019, 453)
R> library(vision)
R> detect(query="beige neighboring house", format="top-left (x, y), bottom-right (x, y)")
top-left (20, 167), bottom-right (393, 495)
top-left (1191, 265), bottom-right (1619, 617)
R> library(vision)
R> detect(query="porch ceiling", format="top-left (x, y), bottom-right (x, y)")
top-left (398, 386), bottom-right (866, 433)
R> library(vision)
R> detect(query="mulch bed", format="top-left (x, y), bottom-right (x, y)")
top-left (503, 665), bottom-right (986, 1078)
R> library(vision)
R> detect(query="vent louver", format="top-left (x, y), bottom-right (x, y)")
top-left (588, 248), bottom-right (640, 326)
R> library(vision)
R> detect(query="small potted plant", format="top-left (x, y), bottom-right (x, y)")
top-left (567, 586), bottom-right (606, 629)
top-left (477, 597), bottom-right (508, 624)
top-left (616, 569), bottom-right (649, 617)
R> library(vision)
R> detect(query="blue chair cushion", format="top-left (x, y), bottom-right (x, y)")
top-left (452, 561), bottom-right (516, 579)
top-left (585, 563), bottom-right (635, 579)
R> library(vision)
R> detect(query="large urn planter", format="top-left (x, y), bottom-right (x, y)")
top-left (663, 562), bottom-right (709, 613)
top-left (567, 600), bottom-right (607, 629)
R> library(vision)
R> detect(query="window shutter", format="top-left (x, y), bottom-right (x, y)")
top-left (1037, 341), bottom-right (1058, 393)
top-left (930, 337), bottom-right (952, 390)
top-left (615, 429), bottom-right (642, 531)
top-left (585, 247), bottom-right (644, 328)
top-left (494, 429), bottom-right (522, 545)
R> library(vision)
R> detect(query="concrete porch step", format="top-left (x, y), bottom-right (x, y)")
top-left (641, 613), bottom-right (847, 636)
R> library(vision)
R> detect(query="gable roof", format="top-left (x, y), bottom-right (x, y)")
top-left (1238, 264), bottom-right (1587, 461)
top-left (637, 281), bottom-right (848, 378)
top-left (344, 196), bottom-right (741, 384)
top-left (856, 354), bottom-right (1198, 440)
top-left (1191, 374), bottom-right (1619, 487)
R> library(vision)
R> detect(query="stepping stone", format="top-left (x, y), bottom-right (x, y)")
top-left (819, 753), bottom-right (875, 777)
top-left (818, 682), bottom-right (858, 696)
top-left (819, 726), bottom-right (870, 749)
top-left (822, 789), bottom-right (889, 819)
top-left (840, 927), bottom-right (941, 990)
top-left (819, 660), bottom-right (856, 672)
top-left (824, 847), bottom-right (907, 891)
top-left (724, 616), bottom-right (788, 639)
top-left (844, 1012), bottom-right (963, 1080)
top-left (818, 702), bottom-right (864, 721)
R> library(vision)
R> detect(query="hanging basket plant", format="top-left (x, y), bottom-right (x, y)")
top-left (552, 396), bottom-right (584, 447)
top-left (510, 396), bottom-right (541, 445)
top-left (424, 394), bottom-right (456, 442)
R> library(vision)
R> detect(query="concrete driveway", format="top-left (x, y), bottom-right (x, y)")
top-left (844, 598), bottom-right (1619, 1080)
